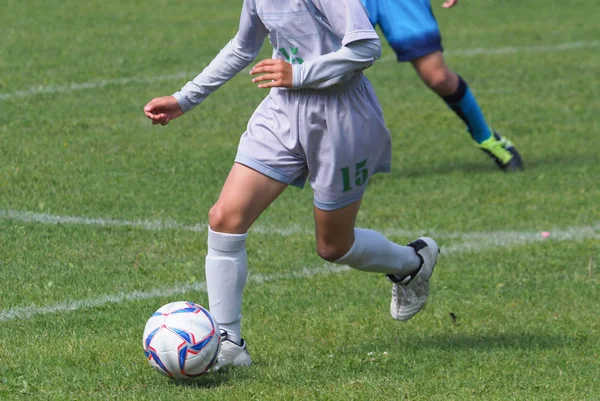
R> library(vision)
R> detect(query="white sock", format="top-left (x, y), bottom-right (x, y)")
top-left (335, 228), bottom-right (421, 277)
top-left (205, 228), bottom-right (248, 345)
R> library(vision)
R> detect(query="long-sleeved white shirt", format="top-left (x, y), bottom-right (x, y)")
top-left (173, 0), bottom-right (381, 113)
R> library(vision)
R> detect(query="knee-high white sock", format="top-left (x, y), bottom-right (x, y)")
top-left (335, 228), bottom-right (421, 277)
top-left (205, 228), bottom-right (248, 345)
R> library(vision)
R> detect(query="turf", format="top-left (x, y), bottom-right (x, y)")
top-left (0, 0), bottom-right (599, 399)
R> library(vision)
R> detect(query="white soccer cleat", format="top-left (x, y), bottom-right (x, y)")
top-left (210, 330), bottom-right (252, 372)
top-left (388, 237), bottom-right (440, 321)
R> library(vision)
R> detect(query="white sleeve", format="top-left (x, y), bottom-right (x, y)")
top-left (173, 0), bottom-right (268, 112)
top-left (310, 0), bottom-right (379, 45)
top-left (291, 39), bottom-right (381, 89)
top-left (173, 35), bottom-right (261, 112)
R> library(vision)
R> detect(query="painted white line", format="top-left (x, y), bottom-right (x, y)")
top-left (0, 208), bottom-right (417, 237)
top-left (1, 40), bottom-right (598, 101)
top-left (380, 39), bottom-right (600, 62)
top-left (0, 224), bottom-right (598, 322)
top-left (0, 209), bottom-right (207, 233)
top-left (448, 40), bottom-right (600, 57)
top-left (441, 225), bottom-right (600, 254)
top-left (0, 265), bottom-right (350, 322)
top-left (424, 223), bottom-right (600, 243)
top-left (1, 208), bottom-right (599, 241)
top-left (0, 71), bottom-right (192, 101)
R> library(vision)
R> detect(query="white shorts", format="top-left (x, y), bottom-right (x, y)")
top-left (235, 73), bottom-right (392, 210)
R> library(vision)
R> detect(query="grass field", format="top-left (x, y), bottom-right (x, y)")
top-left (1, 0), bottom-right (599, 399)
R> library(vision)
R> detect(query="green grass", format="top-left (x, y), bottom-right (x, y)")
top-left (1, 0), bottom-right (599, 399)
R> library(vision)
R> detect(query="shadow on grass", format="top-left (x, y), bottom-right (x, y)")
top-left (170, 372), bottom-right (230, 389)
top-left (406, 331), bottom-right (589, 351)
top-left (513, 152), bottom-right (597, 171)
top-left (391, 159), bottom-right (503, 178)
top-left (333, 331), bottom-right (588, 359)
top-left (169, 362), bottom-right (260, 388)
top-left (388, 151), bottom-right (597, 178)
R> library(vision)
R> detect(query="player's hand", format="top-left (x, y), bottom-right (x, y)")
top-left (250, 59), bottom-right (293, 89)
top-left (143, 96), bottom-right (183, 126)
top-left (442, 0), bottom-right (458, 8)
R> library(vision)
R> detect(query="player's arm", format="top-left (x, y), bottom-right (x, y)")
top-left (250, 39), bottom-right (381, 89)
top-left (292, 39), bottom-right (380, 88)
top-left (172, 33), bottom-right (266, 112)
top-left (249, 0), bottom-right (381, 89)
top-left (144, 0), bottom-right (267, 125)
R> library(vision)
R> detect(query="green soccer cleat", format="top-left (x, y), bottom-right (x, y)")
top-left (479, 131), bottom-right (524, 172)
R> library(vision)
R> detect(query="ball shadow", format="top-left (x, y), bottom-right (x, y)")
top-left (170, 372), bottom-right (230, 389)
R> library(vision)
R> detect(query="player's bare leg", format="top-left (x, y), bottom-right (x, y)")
top-left (411, 51), bottom-right (458, 96)
top-left (209, 163), bottom-right (288, 234)
top-left (207, 163), bottom-right (287, 372)
top-left (411, 51), bottom-right (523, 171)
top-left (314, 200), bottom-right (439, 321)
top-left (313, 200), bottom-right (362, 262)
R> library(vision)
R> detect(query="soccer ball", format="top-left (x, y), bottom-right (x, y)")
top-left (142, 301), bottom-right (221, 380)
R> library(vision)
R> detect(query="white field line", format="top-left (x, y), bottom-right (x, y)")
top-left (1, 40), bottom-right (598, 102)
top-left (0, 222), bottom-right (598, 322)
top-left (0, 209), bottom-right (208, 233)
top-left (0, 265), bottom-right (350, 322)
top-left (0, 208), bottom-right (414, 237)
top-left (1, 208), bottom-right (599, 241)
top-left (441, 224), bottom-right (600, 254)
top-left (380, 39), bottom-right (600, 62)
top-left (0, 71), bottom-right (191, 101)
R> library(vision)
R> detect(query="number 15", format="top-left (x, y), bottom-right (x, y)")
top-left (340, 159), bottom-right (368, 193)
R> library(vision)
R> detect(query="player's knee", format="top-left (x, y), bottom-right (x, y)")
top-left (422, 68), bottom-right (455, 93)
top-left (316, 240), bottom-right (351, 263)
top-left (208, 204), bottom-right (247, 234)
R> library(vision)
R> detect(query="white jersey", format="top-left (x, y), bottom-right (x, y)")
top-left (241, 0), bottom-right (379, 87)
top-left (174, 0), bottom-right (381, 111)
top-left (171, 1), bottom-right (391, 210)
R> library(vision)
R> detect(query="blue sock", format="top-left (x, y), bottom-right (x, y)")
top-left (442, 76), bottom-right (492, 144)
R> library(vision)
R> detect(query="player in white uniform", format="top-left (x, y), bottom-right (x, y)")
top-left (144, 0), bottom-right (439, 371)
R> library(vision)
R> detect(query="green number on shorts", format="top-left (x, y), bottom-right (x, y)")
top-left (355, 159), bottom-right (368, 187)
top-left (340, 159), bottom-right (369, 193)
top-left (341, 167), bottom-right (352, 193)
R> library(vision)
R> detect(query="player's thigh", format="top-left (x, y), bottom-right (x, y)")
top-left (313, 200), bottom-right (362, 261)
top-left (212, 93), bottom-right (306, 233)
top-left (209, 163), bottom-right (287, 234)
top-left (378, 0), bottom-right (442, 61)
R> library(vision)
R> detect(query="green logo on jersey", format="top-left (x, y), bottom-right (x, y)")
top-left (279, 47), bottom-right (304, 64)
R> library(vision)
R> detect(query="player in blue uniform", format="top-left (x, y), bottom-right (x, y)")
top-left (362, 0), bottom-right (523, 171)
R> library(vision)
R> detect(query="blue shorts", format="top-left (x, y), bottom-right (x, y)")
top-left (362, 0), bottom-right (443, 61)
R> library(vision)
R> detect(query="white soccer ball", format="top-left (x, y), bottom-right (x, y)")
top-left (142, 301), bottom-right (221, 380)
